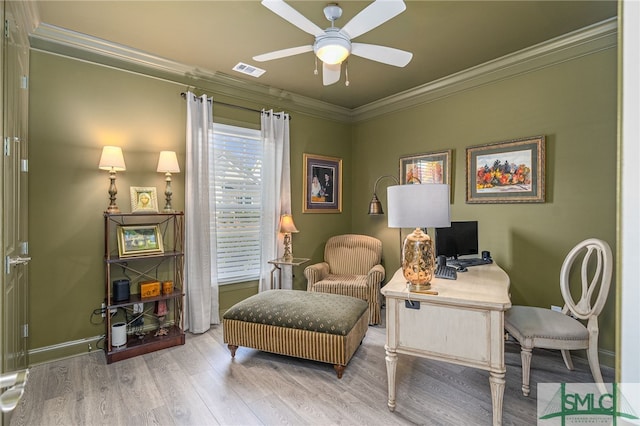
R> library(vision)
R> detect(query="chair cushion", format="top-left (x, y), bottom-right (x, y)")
top-left (505, 305), bottom-right (589, 342)
top-left (223, 290), bottom-right (368, 336)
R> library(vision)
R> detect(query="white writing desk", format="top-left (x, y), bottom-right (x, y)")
top-left (381, 264), bottom-right (511, 425)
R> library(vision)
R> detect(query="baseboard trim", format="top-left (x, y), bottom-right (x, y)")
top-left (28, 335), bottom-right (105, 366)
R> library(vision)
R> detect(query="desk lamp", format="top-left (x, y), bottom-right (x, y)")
top-left (98, 146), bottom-right (126, 213)
top-left (387, 184), bottom-right (450, 290)
top-left (157, 151), bottom-right (180, 213)
top-left (279, 214), bottom-right (299, 261)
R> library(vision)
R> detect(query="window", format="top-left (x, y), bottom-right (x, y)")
top-left (211, 123), bottom-right (262, 284)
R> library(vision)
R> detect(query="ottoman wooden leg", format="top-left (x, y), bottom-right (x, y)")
top-left (333, 364), bottom-right (345, 379)
top-left (228, 344), bottom-right (238, 357)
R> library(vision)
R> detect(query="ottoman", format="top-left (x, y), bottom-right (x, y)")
top-left (223, 290), bottom-right (369, 378)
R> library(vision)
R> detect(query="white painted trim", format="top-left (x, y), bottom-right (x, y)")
top-left (29, 18), bottom-right (617, 123)
top-left (28, 335), bottom-right (103, 365)
top-left (621, 0), bottom-right (640, 390)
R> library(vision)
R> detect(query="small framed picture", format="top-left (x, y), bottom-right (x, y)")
top-left (466, 135), bottom-right (545, 203)
top-left (303, 153), bottom-right (342, 213)
top-left (130, 187), bottom-right (159, 213)
top-left (399, 149), bottom-right (452, 185)
top-left (117, 225), bottom-right (164, 258)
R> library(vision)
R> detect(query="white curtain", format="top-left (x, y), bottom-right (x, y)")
top-left (184, 92), bottom-right (219, 333)
top-left (259, 110), bottom-right (293, 292)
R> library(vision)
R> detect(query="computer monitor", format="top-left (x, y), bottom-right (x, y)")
top-left (435, 221), bottom-right (479, 259)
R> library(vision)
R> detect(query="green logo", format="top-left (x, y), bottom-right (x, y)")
top-left (538, 383), bottom-right (639, 425)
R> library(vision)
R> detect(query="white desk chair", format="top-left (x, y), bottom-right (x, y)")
top-left (505, 238), bottom-right (612, 396)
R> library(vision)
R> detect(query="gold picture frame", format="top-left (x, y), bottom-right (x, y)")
top-left (302, 153), bottom-right (342, 213)
top-left (130, 186), bottom-right (159, 213)
top-left (399, 149), bottom-right (452, 185)
top-left (117, 225), bottom-right (164, 258)
top-left (466, 135), bottom-right (545, 203)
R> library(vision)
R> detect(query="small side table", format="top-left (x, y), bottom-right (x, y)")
top-left (268, 257), bottom-right (310, 289)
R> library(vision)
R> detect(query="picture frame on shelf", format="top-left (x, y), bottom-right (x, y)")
top-left (130, 186), bottom-right (159, 213)
top-left (399, 149), bottom-right (452, 185)
top-left (117, 224), bottom-right (164, 257)
top-left (303, 153), bottom-right (342, 213)
top-left (466, 135), bottom-right (545, 204)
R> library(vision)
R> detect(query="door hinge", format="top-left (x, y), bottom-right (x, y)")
top-left (4, 20), bottom-right (9, 39)
top-left (22, 324), bottom-right (28, 338)
top-left (3, 137), bottom-right (9, 156)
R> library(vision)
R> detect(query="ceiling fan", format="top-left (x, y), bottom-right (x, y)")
top-left (253, 0), bottom-right (413, 86)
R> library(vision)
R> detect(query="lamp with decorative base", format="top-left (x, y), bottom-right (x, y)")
top-left (387, 184), bottom-right (450, 291)
top-left (98, 146), bottom-right (126, 214)
top-left (279, 214), bottom-right (299, 261)
top-left (157, 151), bottom-right (180, 213)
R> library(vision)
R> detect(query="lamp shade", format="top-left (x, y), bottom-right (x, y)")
top-left (387, 184), bottom-right (451, 229)
top-left (279, 214), bottom-right (299, 234)
top-left (156, 151), bottom-right (180, 173)
top-left (98, 146), bottom-right (126, 171)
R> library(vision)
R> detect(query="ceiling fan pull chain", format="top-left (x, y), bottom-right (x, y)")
top-left (314, 57), bottom-right (319, 76)
top-left (345, 62), bottom-right (350, 87)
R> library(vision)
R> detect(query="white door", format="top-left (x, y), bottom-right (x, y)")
top-left (1, 1), bottom-right (30, 421)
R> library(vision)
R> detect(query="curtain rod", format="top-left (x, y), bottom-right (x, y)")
top-left (180, 92), bottom-right (291, 120)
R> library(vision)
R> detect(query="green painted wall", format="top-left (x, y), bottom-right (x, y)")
top-left (352, 48), bottom-right (618, 361)
top-left (28, 43), bottom-right (617, 365)
top-left (28, 51), bottom-right (351, 360)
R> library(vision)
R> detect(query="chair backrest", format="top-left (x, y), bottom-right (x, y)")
top-left (560, 238), bottom-right (613, 320)
top-left (324, 234), bottom-right (382, 275)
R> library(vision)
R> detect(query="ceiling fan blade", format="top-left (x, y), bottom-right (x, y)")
top-left (261, 0), bottom-right (324, 37)
top-left (323, 63), bottom-right (341, 86)
top-left (351, 43), bottom-right (413, 67)
top-left (253, 45), bottom-right (313, 62)
top-left (341, 0), bottom-right (406, 40)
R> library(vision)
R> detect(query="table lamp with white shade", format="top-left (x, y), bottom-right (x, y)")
top-left (387, 184), bottom-right (450, 290)
top-left (279, 214), bottom-right (299, 261)
top-left (98, 146), bottom-right (126, 214)
top-left (157, 151), bottom-right (180, 213)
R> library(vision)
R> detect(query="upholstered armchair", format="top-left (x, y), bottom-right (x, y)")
top-left (304, 234), bottom-right (385, 325)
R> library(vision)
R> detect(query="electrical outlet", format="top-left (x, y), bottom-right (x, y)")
top-left (101, 302), bottom-right (106, 318)
top-left (133, 303), bottom-right (143, 314)
top-left (551, 305), bottom-right (562, 312)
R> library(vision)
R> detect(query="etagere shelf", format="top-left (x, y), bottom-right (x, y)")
top-left (103, 212), bottom-right (185, 363)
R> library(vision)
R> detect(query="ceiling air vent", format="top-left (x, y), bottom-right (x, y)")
top-left (233, 62), bottom-right (265, 78)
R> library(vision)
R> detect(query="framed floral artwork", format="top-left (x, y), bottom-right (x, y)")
top-left (466, 135), bottom-right (545, 203)
top-left (399, 150), bottom-right (452, 185)
top-left (303, 153), bottom-right (342, 213)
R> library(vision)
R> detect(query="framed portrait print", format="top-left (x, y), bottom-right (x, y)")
top-left (466, 135), bottom-right (545, 204)
top-left (303, 153), bottom-right (342, 213)
top-left (117, 225), bottom-right (164, 257)
top-left (130, 187), bottom-right (159, 213)
top-left (399, 149), bottom-right (452, 185)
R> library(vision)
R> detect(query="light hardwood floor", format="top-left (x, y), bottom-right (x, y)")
top-left (10, 311), bottom-right (614, 426)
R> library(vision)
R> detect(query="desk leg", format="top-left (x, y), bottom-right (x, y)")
top-left (385, 347), bottom-right (398, 412)
top-left (489, 370), bottom-right (505, 426)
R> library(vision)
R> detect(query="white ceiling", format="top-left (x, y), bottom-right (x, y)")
top-left (33, 0), bottom-right (617, 110)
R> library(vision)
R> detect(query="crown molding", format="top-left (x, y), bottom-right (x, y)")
top-left (352, 17), bottom-right (618, 122)
top-left (29, 18), bottom-right (616, 124)
top-left (29, 23), bottom-right (352, 123)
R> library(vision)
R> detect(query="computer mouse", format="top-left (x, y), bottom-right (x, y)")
top-left (457, 266), bottom-right (468, 272)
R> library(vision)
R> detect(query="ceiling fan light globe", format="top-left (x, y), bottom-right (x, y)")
top-left (314, 32), bottom-right (351, 65)
top-left (316, 45), bottom-right (349, 64)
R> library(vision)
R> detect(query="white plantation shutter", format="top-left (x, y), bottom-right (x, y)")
top-left (211, 123), bottom-right (262, 284)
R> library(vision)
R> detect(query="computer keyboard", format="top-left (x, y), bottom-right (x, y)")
top-left (435, 265), bottom-right (457, 280)
top-left (451, 257), bottom-right (493, 267)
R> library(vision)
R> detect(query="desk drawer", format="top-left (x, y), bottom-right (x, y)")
top-left (396, 301), bottom-right (490, 365)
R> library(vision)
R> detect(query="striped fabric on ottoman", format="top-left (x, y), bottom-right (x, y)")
top-left (223, 290), bottom-right (369, 378)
